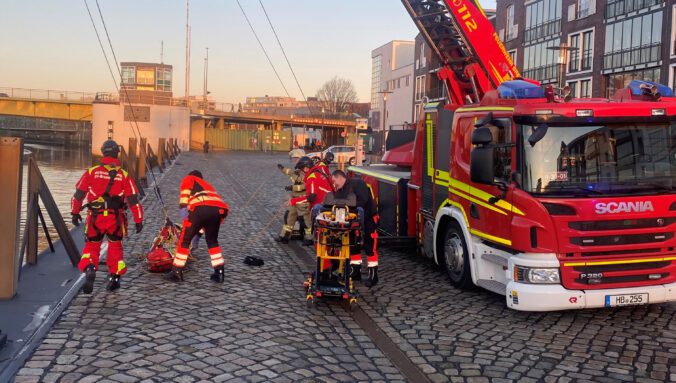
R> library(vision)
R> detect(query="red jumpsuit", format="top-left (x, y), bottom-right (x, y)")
top-left (290, 163), bottom-right (332, 208)
top-left (173, 175), bottom-right (230, 269)
top-left (71, 157), bottom-right (143, 276)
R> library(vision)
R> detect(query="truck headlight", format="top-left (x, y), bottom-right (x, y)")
top-left (514, 266), bottom-right (560, 284)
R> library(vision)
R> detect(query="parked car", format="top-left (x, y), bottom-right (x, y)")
top-left (288, 148), bottom-right (305, 159)
top-left (306, 145), bottom-right (365, 166)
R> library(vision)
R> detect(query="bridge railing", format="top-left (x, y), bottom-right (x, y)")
top-left (0, 87), bottom-right (98, 103)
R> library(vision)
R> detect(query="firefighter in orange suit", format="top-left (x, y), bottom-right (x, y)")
top-left (165, 170), bottom-right (230, 282)
top-left (71, 139), bottom-right (144, 293)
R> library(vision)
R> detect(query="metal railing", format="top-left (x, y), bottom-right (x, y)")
top-left (606, 0), bottom-right (662, 18)
top-left (523, 64), bottom-right (560, 83)
top-left (603, 43), bottom-right (661, 70)
top-left (524, 19), bottom-right (561, 42)
top-left (0, 87), bottom-right (98, 103)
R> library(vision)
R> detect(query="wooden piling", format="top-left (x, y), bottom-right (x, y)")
top-left (0, 137), bottom-right (23, 299)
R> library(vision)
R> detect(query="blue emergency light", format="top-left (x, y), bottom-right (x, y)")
top-left (628, 80), bottom-right (674, 97)
top-left (498, 80), bottom-right (545, 99)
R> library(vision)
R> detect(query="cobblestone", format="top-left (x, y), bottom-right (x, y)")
top-left (12, 151), bottom-right (676, 382)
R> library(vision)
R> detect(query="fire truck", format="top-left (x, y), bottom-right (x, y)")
top-left (349, 0), bottom-right (676, 311)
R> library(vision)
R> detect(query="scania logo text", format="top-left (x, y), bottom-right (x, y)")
top-left (595, 201), bottom-right (654, 214)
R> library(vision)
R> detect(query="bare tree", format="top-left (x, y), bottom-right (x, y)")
top-left (316, 77), bottom-right (358, 116)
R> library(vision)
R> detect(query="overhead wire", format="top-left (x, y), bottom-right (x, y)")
top-left (257, 0), bottom-right (315, 116)
top-left (84, 0), bottom-right (168, 216)
top-left (235, 0), bottom-right (292, 98)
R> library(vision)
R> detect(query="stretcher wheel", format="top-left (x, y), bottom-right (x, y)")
top-left (306, 295), bottom-right (315, 309)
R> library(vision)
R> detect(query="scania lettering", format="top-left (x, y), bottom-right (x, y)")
top-left (348, 0), bottom-right (676, 311)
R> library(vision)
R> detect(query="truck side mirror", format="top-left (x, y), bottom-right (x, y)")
top-left (471, 147), bottom-right (495, 185)
top-left (471, 127), bottom-right (493, 146)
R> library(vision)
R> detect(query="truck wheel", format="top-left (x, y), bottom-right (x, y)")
top-left (442, 224), bottom-right (473, 289)
top-left (348, 157), bottom-right (356, 166)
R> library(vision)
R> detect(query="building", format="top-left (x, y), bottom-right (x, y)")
top-left (370, 40), bottom-right (415, 136)
top-left (242, 96), bottom-right (309, 116)
top-left (120, 62), bottom-right (173, 105)
top-left (411, 10), bottom-right (496, 121)
top-left (495, 0), bottom-right (673, 98)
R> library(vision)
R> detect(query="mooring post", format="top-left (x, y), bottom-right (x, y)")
top-left (0, 137), bottom-right (23, 299)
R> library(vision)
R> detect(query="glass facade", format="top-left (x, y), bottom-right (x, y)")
top-left (524, 0), bottom-right (562, 42)
top-left (606, 68), bottom-right (661, 97)
top-left (606, 0), bottom-right (662, 19)
top-left (569, 30), bottom-right (594, 73)
top-left (603, 11), bottom-right (662, 70)
top-left (371, 55), bottom-right (382, 109)
top-left (523, 38), bottom-right (561, 83)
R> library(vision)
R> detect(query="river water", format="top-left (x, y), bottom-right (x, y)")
top-left (20, 144), bottom-right (90, 252)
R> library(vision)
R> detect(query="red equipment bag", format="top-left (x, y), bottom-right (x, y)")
top-left (145, 218), bottom-right (180, 273)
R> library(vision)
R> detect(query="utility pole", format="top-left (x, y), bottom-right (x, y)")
top-left (378, 90), bottom-right (393, 155)
top-left (160, 40), bottom-right (164, 64)
top-left (185, 0), bottom-right (191, 102)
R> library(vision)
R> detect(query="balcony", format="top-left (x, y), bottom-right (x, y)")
top-left (522, 64), bottom-right (559, 83)
top-left (524, 19), bottom-right (561, 42)
top-left (603, 43), bottom-right (661, 71)
top-left (606, 0), bottom-right (663, 19)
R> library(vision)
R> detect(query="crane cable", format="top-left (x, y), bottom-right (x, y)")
top-left (235, 0), bottom-right (292, 98)
top-left (258, 0), bottom-right (314, 117)
top-left (83, 0), bottom-right (168, 217)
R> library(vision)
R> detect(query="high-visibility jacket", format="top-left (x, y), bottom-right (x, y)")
top-left (290, 164), bottom-right (333, 208)
top-left (71, 157), bottom-right (143, 224)
top-left (179, 175), bottom-right (229, 212)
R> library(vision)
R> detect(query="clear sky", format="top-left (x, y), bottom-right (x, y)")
top-left (0, 0), bottom-right (496, 104)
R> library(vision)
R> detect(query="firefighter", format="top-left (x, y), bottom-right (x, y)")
top-left (291, 156), bottom-right (333, 245)
top-left (276, 160), bottom-right (312, 244)
top-left (331, 170), bottom-right (380, 287)
top-left (71, 139), bottom-right (144, 294)
top-left (165, 170), bottom-right (230, 283)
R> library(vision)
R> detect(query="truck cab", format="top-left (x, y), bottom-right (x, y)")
top-left (418, 80), bottom-right (676, 310)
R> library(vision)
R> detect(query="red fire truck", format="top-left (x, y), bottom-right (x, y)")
top-left (349, 0), bottom-right (676, 311)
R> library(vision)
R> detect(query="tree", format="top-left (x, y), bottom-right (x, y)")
top-left (315, 77), bottom-right (358, 116)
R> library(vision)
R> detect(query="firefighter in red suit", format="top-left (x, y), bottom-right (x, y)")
top-left (290, 157), bottom-right (333, 245)
top-left (165, 170), bottom-right (230, 283)
top-left (71, 140), bottom-right (144, 293)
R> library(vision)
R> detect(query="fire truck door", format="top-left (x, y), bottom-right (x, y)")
top-left (468, 117), bottom-right (515, 247)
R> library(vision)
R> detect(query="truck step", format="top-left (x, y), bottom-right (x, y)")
top-left (476, 279), bottom-right (506, 295)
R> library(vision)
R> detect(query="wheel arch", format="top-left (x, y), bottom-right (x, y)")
top-left (433, 205), bottom-right (472, 267)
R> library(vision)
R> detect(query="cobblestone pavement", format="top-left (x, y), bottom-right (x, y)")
top-left (14, 151), bottom-right (676, 383)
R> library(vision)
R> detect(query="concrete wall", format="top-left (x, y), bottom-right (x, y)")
top-left (92, 102), bottom-right (190, 156)
top-left (370, 40), bottom-right (415, 132)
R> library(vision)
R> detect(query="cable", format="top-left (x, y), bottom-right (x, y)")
top-left (84, 0), bottom-right (168, 215)
top-left (235, 0), bottom-right (292, 98)
top-left (83, 0), bottom-right (118, 86)
top-left (258, 0), bottom-right (314, 116)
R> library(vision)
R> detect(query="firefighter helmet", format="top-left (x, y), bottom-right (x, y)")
top-left (101, 139), bottom-right (120, 158)
top-left (295, 156), bottom-right (314, 170)
top-left (323, 151), bottom-right (334, 165)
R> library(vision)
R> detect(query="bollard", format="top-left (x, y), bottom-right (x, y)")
top-left (158, 138), bottom-right (167, 169)
top-left (138, 138), bottom-right (148, 185)
top-left (0, 137), bottom-right (23, 299)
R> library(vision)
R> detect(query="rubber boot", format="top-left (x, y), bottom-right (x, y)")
top-left (164, 267), bottom-right (184, 282)
top-left (365, 266), bottom-right (379, 288)
top-left (82, 264), bottom-right (96, 294)
top-left (275, 233), bottom-right (290, 244)
top-left (350, 264), bottom-right (362, 281)
top-left (106, 274), bottom-right (121, 292)
top-left (210, 265), bottom-right (225, 283)
top-left (302, 238), bottom-right (313, 246)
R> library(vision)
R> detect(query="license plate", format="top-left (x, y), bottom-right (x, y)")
top-left (605, 293), bottom-right (648, 307)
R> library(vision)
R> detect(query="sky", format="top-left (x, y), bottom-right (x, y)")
top-left (0, 0), bottom-right (496, 104)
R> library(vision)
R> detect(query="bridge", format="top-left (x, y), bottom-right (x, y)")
top-left (0, 87), bottom-right (357, 149)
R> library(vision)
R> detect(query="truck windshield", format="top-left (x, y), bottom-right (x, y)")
top-left (520, 123), bottom-right (676, 196)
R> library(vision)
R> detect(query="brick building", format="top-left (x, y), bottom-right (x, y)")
top-left (495, 0), bottom-right (675, 98)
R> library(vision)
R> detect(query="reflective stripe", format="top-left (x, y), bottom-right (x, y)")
top-left (117, 260), bottom-right (127, 274)
top-left (180, 197), bottom-right (189, 204)
top-left (210, 253), bottom-right (223, 260)
top-left (350, 260), bottom-right (363, 265)
top-left (211, 259), bottom-right (224, 267)
top-left (81, 254), bottom-right (91, 259)
top-left (563, 256), bottom-right (676, 267)
top-left (367, 261), bottom-right (378, 267)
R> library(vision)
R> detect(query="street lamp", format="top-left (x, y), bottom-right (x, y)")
top-left (547, 43), bottom-right (579, 91)
top-left (378, 90), bottom-right (393, 155)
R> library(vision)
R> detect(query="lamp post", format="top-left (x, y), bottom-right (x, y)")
top-left (547, 42), bottom-right (579, 91)
top-left (378, 90), bottom-right (393, 155)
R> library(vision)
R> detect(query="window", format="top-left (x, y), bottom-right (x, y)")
top-left (606, 0), bottom-right (660, 19)
top-left (156, 68), bottom-right (171, 92)
top-left (506, 5), bottom-right (517, 41)
top-left (603, 12), bottom-right (662, 70)
top-left (575, 0), bottom-right (595, 19)
top-left (136, 68), bottom-right (155, 85)
top-left (606, 68), bottom-right (661, 97)
top-left (567, 78), bottom-right (592, 98)
top-left (485, 118), bottom-right (513, 182)
top-left (525, 0), bottom-right (562, 42)
top-left (121, 66), bottom-right (135, 85)
top-left (415, 75), bottom-right (426, 101)
top-left (569, 29), bottom-right (594, 73)
top-left (523, 38), bottom-right (561, 83)
top-left (508, 49), bottom-right (517, 64)
top-left (371, 55), bottom-right (382, 109)
top-left (406, 75), bottom-right (410, 87)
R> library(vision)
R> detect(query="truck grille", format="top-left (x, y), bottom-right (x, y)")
top-left (559, 216), bottom-right (676, 290)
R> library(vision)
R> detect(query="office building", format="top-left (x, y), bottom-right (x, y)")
top-left (370, 40), bottom-right (415, 132)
